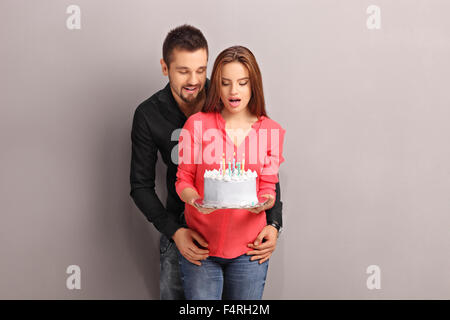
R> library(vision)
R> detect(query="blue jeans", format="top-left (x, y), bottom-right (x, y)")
top-left (177, 251), bottom-right (269, 300)
top-left (160, 233), bottom-right (185, 300)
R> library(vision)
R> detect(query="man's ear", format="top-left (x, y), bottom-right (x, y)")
top-left (160, 58), bottom-right (169, 76)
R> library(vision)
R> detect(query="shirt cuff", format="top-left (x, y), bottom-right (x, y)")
top-left (160, 215), bottom-right (183, 242)
top-left (175, 181), bottom-right (198, 199)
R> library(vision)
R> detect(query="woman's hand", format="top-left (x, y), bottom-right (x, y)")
top-left (188, 197), bottom-right (217, 214)
top-left (248, 194), bottom-right (275, 214)
top-left (180, 187), bottom-right (216, 214)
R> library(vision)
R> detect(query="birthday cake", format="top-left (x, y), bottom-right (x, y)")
top-left (203, 156), bottom-right (259, 208)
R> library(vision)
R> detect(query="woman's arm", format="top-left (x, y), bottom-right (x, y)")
top-left (175, 117), bottom-right (200, 201)
top-left (179, 187), bottom-right (201, 205)
top-left (175, 116), bottom-right (216, 214)
top-left (250, 125), bottom-right (286, 213)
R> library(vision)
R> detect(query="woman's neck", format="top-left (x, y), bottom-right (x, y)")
top-left (221, 108), bottom-right (258, 128)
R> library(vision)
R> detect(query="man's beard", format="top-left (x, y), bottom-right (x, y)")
top-left (179, 85), bottom-right (205, 105)
top-left (170, 79), bottom-right (205, 107)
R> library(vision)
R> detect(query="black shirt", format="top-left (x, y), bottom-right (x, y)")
top-left (129, 82), bottom-right (283, 241)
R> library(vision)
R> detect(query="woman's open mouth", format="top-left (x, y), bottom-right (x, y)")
top-left (228, 98), bottom-right (241, 108)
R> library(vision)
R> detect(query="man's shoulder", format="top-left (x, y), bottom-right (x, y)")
top-left (134, 84), bottom-right (170, 117)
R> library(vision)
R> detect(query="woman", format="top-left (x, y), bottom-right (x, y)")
top-left (175, 45), bottom-right (285, 300)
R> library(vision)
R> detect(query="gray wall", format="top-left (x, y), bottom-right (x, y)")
top-left (1, 0), bottom-right (449, 299)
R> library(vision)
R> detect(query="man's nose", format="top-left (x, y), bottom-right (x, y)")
top-left (187, 72), bottom-right (200, 86)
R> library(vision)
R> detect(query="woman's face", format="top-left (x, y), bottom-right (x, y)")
top-left (220, 61), bottom-right (252, 116)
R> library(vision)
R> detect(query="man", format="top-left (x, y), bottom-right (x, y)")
top-left (129, 24), bottom-right (283, 300)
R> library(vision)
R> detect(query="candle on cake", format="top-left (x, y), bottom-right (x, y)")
top-left (232, 152), bottom-right (236, 174)
top-left (222, 153), bottom-right (225, 176)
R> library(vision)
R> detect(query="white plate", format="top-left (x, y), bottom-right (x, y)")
top-left (193, 198), bottom-right (269, 209)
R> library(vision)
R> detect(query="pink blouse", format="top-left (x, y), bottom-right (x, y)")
top-left (175, 111), bottom-right (285, 258)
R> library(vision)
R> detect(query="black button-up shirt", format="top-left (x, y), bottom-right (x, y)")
top-left (129, 82), bottom-right (283, 241)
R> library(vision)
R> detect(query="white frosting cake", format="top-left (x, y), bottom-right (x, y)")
top-left (203, 168), bottom-right (259, 208)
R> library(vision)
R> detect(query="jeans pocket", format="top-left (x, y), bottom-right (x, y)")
top-left (160, 234), bottom-right (172, 255)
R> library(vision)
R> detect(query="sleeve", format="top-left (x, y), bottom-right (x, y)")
top-left (175, 115), bottom-right (201, 198)
top-left (258, 125), bottom-right (286, 199)
top-left (265, 180), bottom-right (283, 227)
top-left (129, 106), bottom-right (181, 240)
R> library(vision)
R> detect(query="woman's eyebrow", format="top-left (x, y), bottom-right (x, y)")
top-left (221, 77), bottom-right (249, 81)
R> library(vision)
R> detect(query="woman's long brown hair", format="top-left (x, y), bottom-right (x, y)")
top-left (203, 45), bottom-right (268, 118)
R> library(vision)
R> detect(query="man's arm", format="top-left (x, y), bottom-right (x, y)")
top-left (265, 179), bottom-right (283, 229)
top-left (260, 126), bottom-right (285, 229)
top-left (129, 106), bottom-right (182, 240)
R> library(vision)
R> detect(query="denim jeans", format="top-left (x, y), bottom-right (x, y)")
top-left (159, 212), bottom-right (188, 300)
top-left (160, 232), bottom-right (185, 300)
top-left (177, 251), bottom-right (269, 300)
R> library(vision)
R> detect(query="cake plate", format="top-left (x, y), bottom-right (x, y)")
top-left (193, 197), bottom-right (269, 210)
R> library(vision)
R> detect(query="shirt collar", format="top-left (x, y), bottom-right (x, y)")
top-left (215, 111), bottom-right (266, 131)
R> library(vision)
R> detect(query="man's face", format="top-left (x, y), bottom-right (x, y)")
top-left (161, 48), bottom-right (208, 106)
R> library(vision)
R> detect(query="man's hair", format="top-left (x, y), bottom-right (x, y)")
top-left (162, 24), bottom-right (208, 67)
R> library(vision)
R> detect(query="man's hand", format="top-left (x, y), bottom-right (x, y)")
top-left (172, 228), bottom-right (209, 266)
top-left (246, 225), bottom-right (278, 264)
